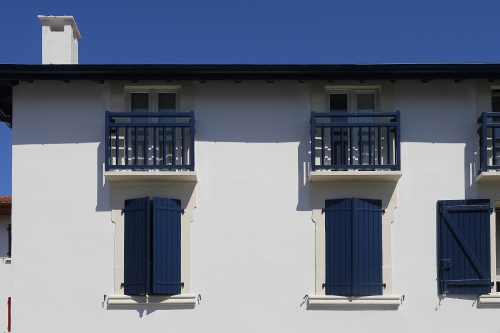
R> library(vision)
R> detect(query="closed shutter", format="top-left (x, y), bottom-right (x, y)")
top-left (325, 198), bottom-right (384, 296)
top-left (123, 197), bottom-right (150, 295)
top-left (354, 198), bottom-right (384, 295)
top-left (152, 197), bottom-right (183, 295)
top-left (438, 199), bottom-right (492, 294)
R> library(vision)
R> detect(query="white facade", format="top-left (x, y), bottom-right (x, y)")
top-left (8, 78), bottom-right (500, 332)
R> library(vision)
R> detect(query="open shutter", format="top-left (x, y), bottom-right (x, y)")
top-left (123, 197), bottom-right (150, 295)
top-left (152, 197), bottom-right (183, 295)
top-left (324, 198), bottom-right (383, 296)
top-left (438, 199), bottom-right (492, 294)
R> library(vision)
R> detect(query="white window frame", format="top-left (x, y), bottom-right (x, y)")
top-left (117, 87), bottom-right (187, 168)
top-left (125, 87), bottom-right (180, 114)
top-left (325, 87), bottom-right (380, 113)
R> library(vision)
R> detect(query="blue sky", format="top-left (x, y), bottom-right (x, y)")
top-left (1, 0), bottom-right (500, 194)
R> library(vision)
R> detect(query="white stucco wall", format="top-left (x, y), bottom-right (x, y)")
top-left (11, 79), bottom-right (500, 332)
top-left (40, 19), bottom-right (79, 65)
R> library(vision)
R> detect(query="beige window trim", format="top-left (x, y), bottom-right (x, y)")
top-left (309, 182), bottom-right (399, 307)
top-left (109, 184), bottom-right (196, 301)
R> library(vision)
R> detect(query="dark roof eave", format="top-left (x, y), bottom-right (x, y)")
top-left (1, 63), bottom-right (500, 82)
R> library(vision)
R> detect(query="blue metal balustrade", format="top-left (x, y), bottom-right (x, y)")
top-left (310, 111), bottom-right (401, 171)
top-left (477, 112), bottom-right (500, 173)
top-left (105, 111), bottom-right (195, 171)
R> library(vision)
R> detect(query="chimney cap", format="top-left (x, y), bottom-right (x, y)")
top-left (38, 15), bottom-right (81, 39)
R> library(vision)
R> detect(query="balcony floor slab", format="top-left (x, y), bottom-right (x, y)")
top-left (309, 170), bottom-right (402, 183)
top-left (104, 170), bottom-right (197, 183)
top-left (476, 171), bottom-right (500, 183)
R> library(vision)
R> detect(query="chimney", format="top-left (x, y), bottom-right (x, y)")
top-left (38, 15), bottom-right (81, 64)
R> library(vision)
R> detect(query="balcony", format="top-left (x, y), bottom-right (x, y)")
top-left (104, 111), bottom-right (196, 183)
top-left (309, 111), bottom-right (402, 182)
top-left (477, 112), bottom-right (500, 182)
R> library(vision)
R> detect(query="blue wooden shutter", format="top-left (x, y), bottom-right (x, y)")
top-left (123, 197), bottom-right (150, 295)
top-left (354, 198), bottom-right (384, 296)
top-left (324, 198), bottom-right (384, 296)
top-left (325, 198), bottom-right (353, 296)
top-left (438, 199), bottom-right (492, 294)
top-left (152, 197), bottom-right (183, 295)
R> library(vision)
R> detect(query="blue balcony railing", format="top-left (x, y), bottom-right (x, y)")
top-left (477, 112), bottom-right (500, 173)
top-left (310, 111), bottom-right (401, 171)
top-left (105, 111), bottom-right (195, 171)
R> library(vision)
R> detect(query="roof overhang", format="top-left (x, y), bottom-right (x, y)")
top-left (2, 63), bottom-right (500, 84)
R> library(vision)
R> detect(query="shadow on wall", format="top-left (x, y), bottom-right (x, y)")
top-left (305, 305), bottom-right (398, 311)
top-left (96, 142), bottom-right (109, 212)
top-left (193, 81), bottom-right (311, 143)
top-left (106, 304), bottom-right (195, 316)
top-left (193, 81), bottom-right (313, 214)
top-left (297, 140), bottom-right (310, 211)
top-left (394, 81), bottom-right (481, 199)
top-left (434, 294), bottom-right (481, 311)
top-left (13, 81), bottom-right (109, 145)
top-left (308, 182), bottom-right (397, 212)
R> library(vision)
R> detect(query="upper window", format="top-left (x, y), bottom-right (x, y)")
top-left (128, 90), bottom-right (178, 115)
top-left (122, 196), bottom-right (183, 296)
top-left (327, 89), bottom-right (378, 113)
top-left (324, 198), bottom-right (384, 296)
top-left (492, 90), bottom-right (500, 112)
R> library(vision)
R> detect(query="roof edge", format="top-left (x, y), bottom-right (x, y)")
top-left (1, 63), bottom-right (500, 81)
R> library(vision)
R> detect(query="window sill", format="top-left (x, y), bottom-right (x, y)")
top-left (104, 170), bottom-right (197, 184)
top-left (478, 294), bottom-right (500, 305)
top-left (309, 170), bottom-right (402, 183)
top-left (308, 295), bottom-right (400, 308)
top-left (107, 294), bottom-right (197, 306)
top-left (476, 171), bottom-right (500, 183)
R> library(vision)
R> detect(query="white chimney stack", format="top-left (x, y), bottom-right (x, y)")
top-left (38, 15), bottom-right (81, 64)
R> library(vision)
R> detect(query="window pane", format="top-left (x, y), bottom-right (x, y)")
top-left (330, 94), bottom-right (348, 111)
top-left (158, 93), bottom-right (176, 112)
top-left (131, 93), bottom-right (149, 112)
top-left (357, 94), bottom-right (375, 112)
top-left (492, 90), bottom-right (500, 112)
top-left (131, 93), bottom-right (149, 124)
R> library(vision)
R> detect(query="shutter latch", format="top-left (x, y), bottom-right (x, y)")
top-left (440, 259), bottom-right (452, 270)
